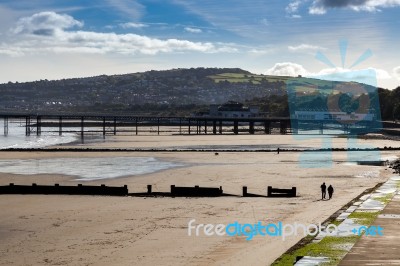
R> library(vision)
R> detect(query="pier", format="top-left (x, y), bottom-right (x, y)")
top-left (0, 113), bottom-right (292, 138)
top-left (0, 112), bottom-right (382, 139)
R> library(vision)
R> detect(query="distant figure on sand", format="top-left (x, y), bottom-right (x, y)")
top-left (328, 185), bottom-right (334, 199)
top-left (320, 182), bottom-right (326, 199)
top-left (277, 148), bottom-right (280, 154)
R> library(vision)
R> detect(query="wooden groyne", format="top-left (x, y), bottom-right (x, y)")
top-left (0, 183), bottom-right (297, 198)
top-left (0, 183), bottom-right (128, 196)
top-left (170, 185), bottom-right (223, 197)
top-left (267, 186), bottom-right (297, 197)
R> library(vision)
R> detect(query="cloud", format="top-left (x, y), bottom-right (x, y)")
top-left (286, 0), bottom-right (303, 17)
top-left (105, 0), bottom-right (145, 20)
top-left (315, 67), bottom-right (390, 78)
top-left (309, 67), bottom-right (391, 86)
top-left (264, 64), bottom-right (392, 85)
top-left (265, 62), bottom-right (308, 76)
top-left (371, 68), bottom-right (391, 79)
top-left (1, 12), bottom-right (237, 56)
top-left (184, 27), bottom-right (202, 33)
top-left (13, 11), bottom-right (83, 36)
top-left (393, 66), bottom-right (400, 80)
top-left (288, 44), bottom-right (325, 52)
top-left (172, 0), bottom-right (273, 39)
top-left (309, 0), bottom-right (400, 14)
top-left (119, 22), bottom-right (148, 29)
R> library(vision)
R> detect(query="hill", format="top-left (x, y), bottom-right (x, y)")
top-left (0, 67), bottom-right (398, 119)
top-left (0, 68), bottom-right (286, 115)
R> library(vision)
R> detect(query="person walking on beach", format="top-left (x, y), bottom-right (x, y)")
top-left (277, 148), bottom-right (280, 154)
top-left (320, 182), bottom-right (326, 200)
top-left (328, 185), bottom-right (334, 199)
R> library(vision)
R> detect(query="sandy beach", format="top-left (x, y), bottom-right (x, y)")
top-left (0, 134), bottom-right (399, 265)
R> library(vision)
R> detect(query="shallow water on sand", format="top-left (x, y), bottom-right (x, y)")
top-left (0, 157), bottom-right (184, 180)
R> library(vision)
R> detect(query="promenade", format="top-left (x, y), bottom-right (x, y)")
top-left (340, 193), bottom-right (400, 265)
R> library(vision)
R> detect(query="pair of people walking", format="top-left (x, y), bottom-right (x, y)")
top-left (320, 182), bottom-right (334, 200)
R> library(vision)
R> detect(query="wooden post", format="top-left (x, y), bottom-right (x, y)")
top-left (292, 187), bottom-right (297, 197)
top-left (113, 118), bottom-right (116, 135)
top-left (267, 186), bottom-right (272, 197)
top-left (243, 186), bottom-right (247, 197)
top-left (219, 120), bottom-right (222, 134)
top-left (147, 185), bottom-right (152, 194)
top-left (135, 117), bottom-right (138, 135)
top-left (157, 118), bottom-right (160, 135)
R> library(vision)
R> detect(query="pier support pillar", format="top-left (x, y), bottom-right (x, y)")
top-left (212, 120), bottom-right (217, 135)
top-left (188, 119), bottom-right (191, 135)
top-left (319, 122), bottom-right (324, 134)
top-left (292, 119), bottom-right (298, 134)
top-left (136, 118), bottom-right (138, 135)
top-left (25, 117), bottom-right (30, 136)
top-left (59, 117), bottom-right (62, 136)
top-left (36, 116), bottom-right (41, 136)
top-left (233, 121), bottom-right (239, 135)
top-left (81, 117), bottom-right (84, 142)
top-left (113, 118), bottom-right (116, 135)
top-left (204, 120), bottom-right (207, 134)
top-left (264, 121), bottom-right (271, 134)
top-left (219, 120), bottom-right (223, 134)
top-left (103, 117), bottom-right (106, 138)
top-left (249, 121), bottom-right (255, 134)
top-left (343, 124), bottom-right (349, 134)
top-left (4, 117), bottom-right (8, 136)
top-left (157, 118), bottom-right (160, 135)
top-left (280, 121), bottom-right (287, 134)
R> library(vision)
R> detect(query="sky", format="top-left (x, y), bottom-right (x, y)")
top-left (0, 0), bottom-right (400, 89)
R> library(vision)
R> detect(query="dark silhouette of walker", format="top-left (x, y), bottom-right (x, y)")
top-left (328, 185), bottom-right (334, 199)
top-left (320, 182), bottom-right (326, 200)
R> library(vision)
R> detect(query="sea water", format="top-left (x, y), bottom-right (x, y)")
top-left (0, 119), bottom-right (77, 149)
top-left (0, 120), bottom-right (184, 179)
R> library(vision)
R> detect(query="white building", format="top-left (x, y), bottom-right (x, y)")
top-left (207, 101), bottom-right (259, 118)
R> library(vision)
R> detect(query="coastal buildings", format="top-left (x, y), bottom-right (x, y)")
top-left (293, 110), bottom-right (375, 121)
